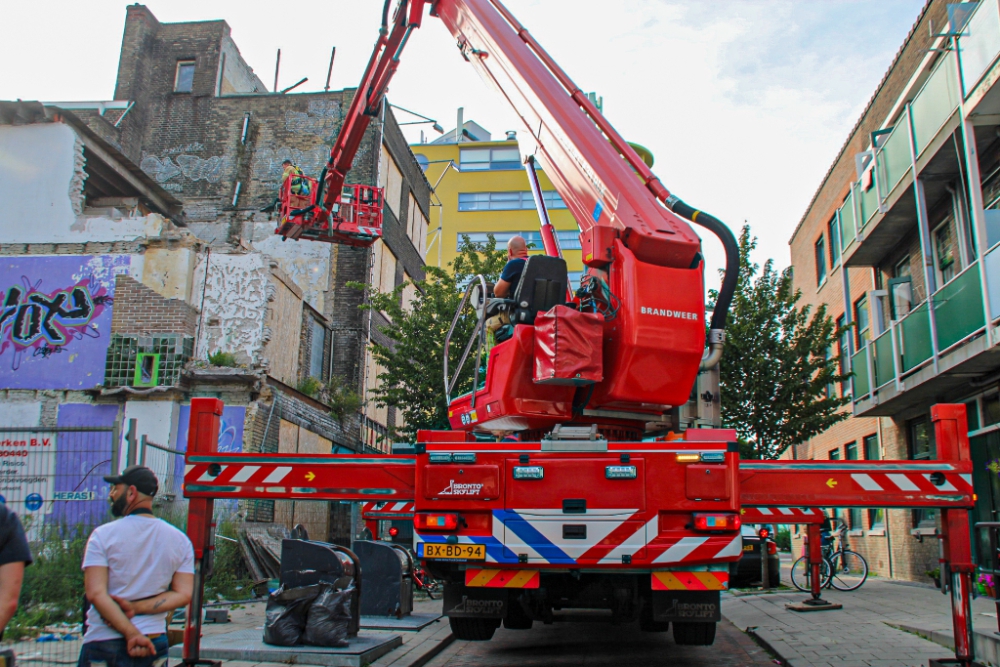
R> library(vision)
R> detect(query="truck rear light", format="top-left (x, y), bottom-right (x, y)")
top-left (693, 513), bottom-right (740, 532)
top-left (414, 512), bottom-right (460, 531)
top-left (767, 541), bottom-right (778, 555)
top-left (676, 453), bottom-right (700, 463)
top-left (605, 465), bottom-right (637, 479)
top-left (513, 466), bottom-right (544, 480)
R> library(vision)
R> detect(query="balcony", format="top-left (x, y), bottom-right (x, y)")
top-left (853, 261), bottom-right (1000, 417)
top-left (840, 51), bottom-right (963, 269)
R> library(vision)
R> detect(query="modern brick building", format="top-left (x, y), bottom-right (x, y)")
top-left (788, 0), bottom-right (1000, 582)
top-left (0, 5), bottom-right (430, 544)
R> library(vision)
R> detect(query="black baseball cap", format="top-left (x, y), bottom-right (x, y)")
top-left (104, 465), bottom-right (159, 496)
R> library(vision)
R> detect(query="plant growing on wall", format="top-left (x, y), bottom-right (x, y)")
top-left (208, 350), bottom-right (238, 367)
top-left (350, 236), bottom-right (507, 440)
top-left (715, 225), bottom-right (852, 460)
top-left (326, 375), bottom-right (363, 424)
top-left (297, 376), bottom-right (323, 398)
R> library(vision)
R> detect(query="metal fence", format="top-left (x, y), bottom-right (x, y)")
top-left (0, 426), bottom-right (117, 666)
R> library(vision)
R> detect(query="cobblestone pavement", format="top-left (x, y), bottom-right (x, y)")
top-left (424, 618), bottom-right (776, 666)
top-left (720, 558), bottom-right (997, 667)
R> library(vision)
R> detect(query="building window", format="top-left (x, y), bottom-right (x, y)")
top-left (910, 417), bottom-right (938, 529)
top-left (828, 216), bottom-right (841, 268)
top-left (414, 153), bottom-right (430, 171)
top-left (966, 399), bottom-right (981, 431)
top-left (864, 434), bottom-right (884, 528)
top-left (863, 434), bottom-right (880, 461)
top-left (175, 60), bottom-right (196, 93)
top-left (854, 296), bottom-right (870, 348)
top-left (309, 319), bottom-right (327, 381)
top-left (458, 229), bottom-right (581, 251)
top-left (829, 447), bottom-right (841, 460)
top-left (457, 191), bottom-right (566, 211)
top-left (845, 441), bottom-right (858, 460)
top-left (837, 314), bottom-right (850, 398)
top-left (889, 256), bottom-right (912, 320)
top-left (459, 147), bottom-right (521, 171)
top-left (845, 441), bottom-right (862, 528)
top-left (934, 219), bottom-right (958, 285)
top-left (815, 235), bottom-right (827, 285)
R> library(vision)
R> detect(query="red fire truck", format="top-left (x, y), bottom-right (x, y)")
top-left (183, 1), bottom-right (982, 664)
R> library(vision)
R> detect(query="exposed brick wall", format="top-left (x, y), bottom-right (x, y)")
top-left (111, 274), bottom-right (197, 335)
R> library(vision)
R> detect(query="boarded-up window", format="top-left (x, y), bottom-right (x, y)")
top-left (401, 271), bottom-right (417, 312)
top-left (386, 154), bottom-right (403, 216)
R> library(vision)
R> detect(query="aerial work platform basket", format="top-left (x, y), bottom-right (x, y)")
top-left (275, 178), bottom-right (383, 247)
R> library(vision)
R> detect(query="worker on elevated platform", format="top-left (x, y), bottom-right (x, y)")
top-left (493, 235), bottom-right (528, 298)
top-left (281, 159), bottom-right (310, 196)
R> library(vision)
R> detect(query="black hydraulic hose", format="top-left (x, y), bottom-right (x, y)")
top-left (381, 0), bottom-right (392, 31)
top-left (665, 196), bottom-right (739, 332)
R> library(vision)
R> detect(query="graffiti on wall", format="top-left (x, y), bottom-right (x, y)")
top-left (0, 256), bottom-right (129, 389)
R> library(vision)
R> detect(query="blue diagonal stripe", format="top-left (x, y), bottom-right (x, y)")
top-left (494, 510), bottom-right (575, 564)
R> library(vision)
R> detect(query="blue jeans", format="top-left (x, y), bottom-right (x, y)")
top-left (78, 635), bottom-right (169, 667)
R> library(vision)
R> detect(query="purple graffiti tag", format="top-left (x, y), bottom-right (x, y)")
top-left (0, 276), bottom-right (109, 370)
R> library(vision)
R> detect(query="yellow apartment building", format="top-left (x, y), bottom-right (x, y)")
top-left (410, 121), bottom-right (586, 287)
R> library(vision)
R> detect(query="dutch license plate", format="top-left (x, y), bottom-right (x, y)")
top-left (742, 545), bottom-right (754, 552)
top-left (420, 543), bottom-right (486, 560)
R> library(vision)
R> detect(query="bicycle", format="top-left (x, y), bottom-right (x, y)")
top-left (412, 562), bottom-right (441, 599)
top-left (791, 517), bottom-right (869, 592)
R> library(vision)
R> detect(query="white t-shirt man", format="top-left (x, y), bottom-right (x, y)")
top-left (82, 515), bottom-right (195, 642)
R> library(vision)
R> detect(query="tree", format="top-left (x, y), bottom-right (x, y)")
top-left (716, 225), bottom-right (851, 460)
top-left (351, 236), bottom-right (508, 440)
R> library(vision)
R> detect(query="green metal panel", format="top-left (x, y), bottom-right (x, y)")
top-left (876, 122), bottom-right (912, 199)
top-left (933, 264), bottom-right (986, 350)
top-left (959, 0), bottom-right (1000, 97)
top-left (874, 330), bottom-right (895, 388)
top-left (900, 302), bottom-right (933, 372)
top-left (852, 347), bottom-right (870, 397)
top-left (840, 191), bottom-right (856, 251)
top-left (912, 52), bottom-right (960, 156)
top-left (858, 180), bottom-right (879, 228)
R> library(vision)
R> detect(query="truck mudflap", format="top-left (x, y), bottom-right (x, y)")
top-left (444, 583), bottom-right (508, 619)
top-left (651, 590), bottom-right (721, 623)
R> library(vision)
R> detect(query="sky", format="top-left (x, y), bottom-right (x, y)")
top-left (0, 0), bottom-right (925, 291)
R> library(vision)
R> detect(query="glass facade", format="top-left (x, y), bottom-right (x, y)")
top-left (458, 191), bottom-right (567, 211)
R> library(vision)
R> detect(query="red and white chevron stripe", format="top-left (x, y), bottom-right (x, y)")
top-left (849, 471), bottom-right (973, 493)
top-left (362, 501), bottom-right (415, 518)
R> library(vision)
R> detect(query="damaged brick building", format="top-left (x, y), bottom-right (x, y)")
top-left (0, 5), bottom-right (431, 544)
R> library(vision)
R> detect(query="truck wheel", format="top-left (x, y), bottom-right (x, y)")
top-left (503, 599), bottom-right (533, 630)
top-left (449, 616), bottom-right (498, 641)
top-left (672, 621), bottom-right (716, 646)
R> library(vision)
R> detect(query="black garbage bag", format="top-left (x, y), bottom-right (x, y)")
top-left (303, 583), bottom-right (354, 647)
top-left (263, 584), bottom-right (320, 646)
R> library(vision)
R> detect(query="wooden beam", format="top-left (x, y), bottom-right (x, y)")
top-left (79, 135), bottom-right (177, 218)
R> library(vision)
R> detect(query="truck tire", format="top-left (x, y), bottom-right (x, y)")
top-left (503, 599), bottom-right (533, 630)
top-left (449, 616), bottom-right (498, 641)
top-left (672, 621), bottom-right (716, 646)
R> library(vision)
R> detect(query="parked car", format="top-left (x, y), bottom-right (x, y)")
top-left (730, 524), bottom-right (780, 588)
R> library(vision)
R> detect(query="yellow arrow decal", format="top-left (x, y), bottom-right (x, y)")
top-left (305, 471), bottom-right (316, 482)
top-left (826, 478), bottom-right (837, 489)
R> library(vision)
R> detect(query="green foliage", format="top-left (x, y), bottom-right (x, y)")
top-left (11, 523), bottom-right (90, 638)
top-left (715, 225), bottom-right (851, 460)
top-left (349, 235), bottom-right (508, 440)
top-left (776, 527), bottom-right (791, 552)
top-left (204, 518), bottom-right (254, 601)
top-left (297, 376), bottom-right (323, 398)
top-left (326, 375), bottom-right (364, 424)
top-left (208, 350), bottom-right (238, 367)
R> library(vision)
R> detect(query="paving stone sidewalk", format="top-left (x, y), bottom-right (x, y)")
top-left (722, 560), bottom-right (997, 667)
